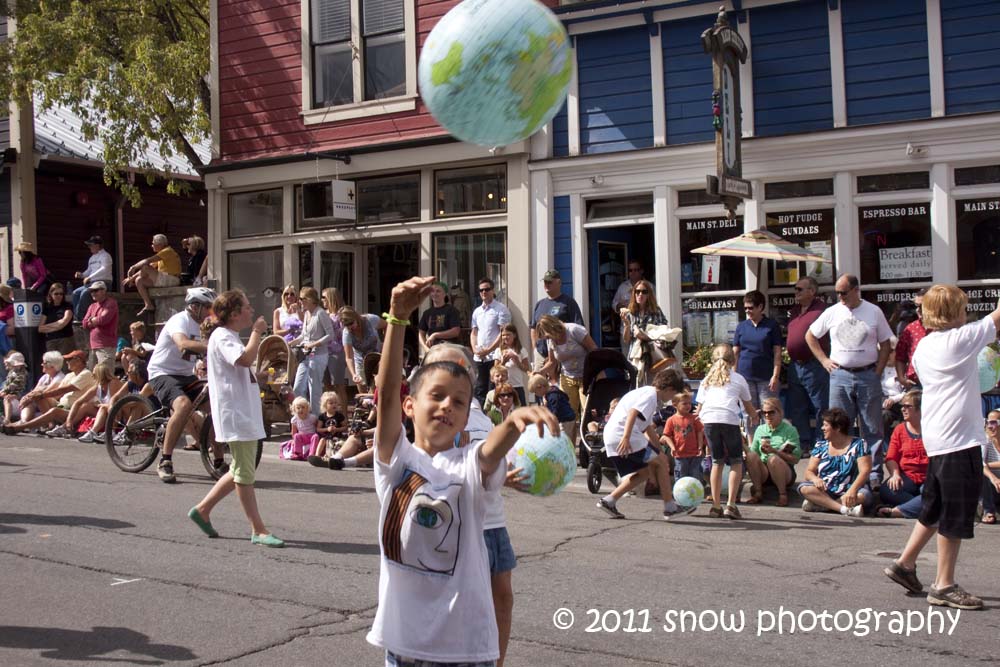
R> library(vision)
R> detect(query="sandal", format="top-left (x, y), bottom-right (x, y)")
top-left (708, 506), bottom-right (724, 518)
top-left (983, 512), bottom-right (996, 525)
top-left (877, 506), bottom-right (896, 518)
top-left (776, 494), bottom-right (789, 507)
top-left (182, 443), bottom-right (200, 451)
top-left (723, 504), bottom-right (742, 520)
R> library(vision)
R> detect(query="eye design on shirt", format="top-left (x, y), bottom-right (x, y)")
top-left (414, 505), bottom-right (443, 528)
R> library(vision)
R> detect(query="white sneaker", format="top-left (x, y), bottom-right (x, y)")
top-left (46, 425), bottom-right (70, 438)
top-left (77, 429), bottom-right (97, 444)
top-left (801, 499), bottom-right (819, 512)
top-left (847, 504), bottom-right (864, 518)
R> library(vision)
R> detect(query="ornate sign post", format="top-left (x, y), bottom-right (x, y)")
top-left (702, 8), bottom-right (750, 219)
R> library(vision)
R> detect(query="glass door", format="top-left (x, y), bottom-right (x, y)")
top-left (315, 242), bottom-right (358, 307)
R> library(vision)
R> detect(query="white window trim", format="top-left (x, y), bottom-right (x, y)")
top-left (300, 0), bottom-right (417, 125)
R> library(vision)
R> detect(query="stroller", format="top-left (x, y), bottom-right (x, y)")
top-left (579, 349), bottom-right (637, 494)
top-left (255, 335), bottom-right (298, 438)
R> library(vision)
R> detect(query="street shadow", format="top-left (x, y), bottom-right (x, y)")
top-left (255, 479), bottom-right (375, 495)
top-left (0, 513), bottom-right (135, 530)
top-left (670, 518), bottom-right (834, 532)
top-left (0, 625), bottom-right (196, 663)
top-left (286, 539), bottom-right (380, 555)
top-left (0, 460), bottom-right (27, 467)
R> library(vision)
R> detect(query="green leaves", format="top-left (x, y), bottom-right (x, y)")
top-left (0, 0), bottom-right (210, 205)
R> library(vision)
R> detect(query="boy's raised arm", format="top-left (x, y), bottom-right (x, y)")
top-left (376, 276), bottom-right (435, 465)
top-left (480, 406), bottom-right (559, 478)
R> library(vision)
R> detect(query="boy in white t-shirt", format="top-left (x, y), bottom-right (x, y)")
top-left (368, 276), bottom-right (558, 666)
top-left (596, 369), bottom-right (689, 520)
top-left (187, 290), bottom-right (283, 547)
top-left (884, 286), bottom-right (1000, 611)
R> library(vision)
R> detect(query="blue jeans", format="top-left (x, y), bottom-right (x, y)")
top-left (744, 379), bottom-right (776, 439)
top-left (293, 351), bottom-right (328, 415)
top-left (828, 367), bottom-right (884, 481)
top-left (983, 477), bottom-right (1000, 514)
top-left (784, 358), bottom-right (829, 453)
top-left (386, 652), bottom-right (494, 667)
top-left (675, 456), bottom-right (705, 484)
top-left (72, 284), bottom-right (93, 321)
top-left (879, 471), bottom-right (923, 518)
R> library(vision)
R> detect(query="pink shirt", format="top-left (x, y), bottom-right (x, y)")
top-left (20, 256), bottom-right (48, 291)
top-left (83, 297), bottom-right (119, 349)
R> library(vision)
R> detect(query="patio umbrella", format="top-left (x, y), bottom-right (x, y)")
top-left (691, 228), bottom-right (829, 263)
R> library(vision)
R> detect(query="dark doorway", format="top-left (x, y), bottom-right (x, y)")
top-left (587, 225), bottom-right (656, 348)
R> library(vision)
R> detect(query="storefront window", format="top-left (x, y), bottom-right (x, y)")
top-left (357, 173), bottom-right (420, 224)
top-left (767, 292), bottom-right (833, 337)
top-left (435, 165), bottom-right (506, 217)
top-left (229, 189), bottom-right (283, 238)
top-left (956, 197), bottom-right (1000, 280)
top-left (765, 209), bottom-right (835, 287)
top-left (864, 287), bottom-right (929, 329)
top-left (228, 248), bottom-right (284, 328)
top-left (586, 195), bottom-right (653, 221)
top-left (682, 296), bottom-right (743, 347)
top-left (764, 178), bottom-right (834, 200)
top-left (858, 203), bottom-right (932, 286)
top-left (433, 230), bottom-right (507, 327)
top-left (679, 216), bottom-right (744, 292)
top-left (965, 286), bottom-right (1000, 321)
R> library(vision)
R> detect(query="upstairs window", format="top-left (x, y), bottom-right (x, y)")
top-left (308, 0), bottom-right (413, 117)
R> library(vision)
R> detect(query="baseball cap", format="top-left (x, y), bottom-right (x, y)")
top-left (542, 270), bottom-right (561, 281)
top-left (63, 350), bottom-right (87, 361)
top-left (85, 235), bottom-right (103, 246)
top-left (88, 281), bottom-right (107, 291)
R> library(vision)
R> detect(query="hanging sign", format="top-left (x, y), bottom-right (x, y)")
top-left (331, 179), bottom-right (356, 221)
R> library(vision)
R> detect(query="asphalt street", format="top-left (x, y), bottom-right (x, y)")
top-left (1, 434), bottom-right (998, 666)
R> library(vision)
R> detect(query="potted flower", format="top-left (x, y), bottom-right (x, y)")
top-left (683, 344), bottom-right (715, 380)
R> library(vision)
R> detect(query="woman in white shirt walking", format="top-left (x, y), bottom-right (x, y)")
top-left (188, 290), bottom-right (283, 547)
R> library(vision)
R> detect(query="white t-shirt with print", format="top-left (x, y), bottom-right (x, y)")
top-left (808, 300), bottom-right (893, 368)
top-left (696, 372), bottom-right (752, 426)
top-left (914, 316), bottom-right (997, 457)
top-left (368, 430), bottom-right (505, 663)
top-left (465, 399), bottom-right (508, 530)
top-left (207, 327), bottom-right (265, 443)
top-left (551, 323), bottom-right (589, 379)
top-left (148, 311), bottom-right (201, 378)
top-left (603, 386), bottom-right (660, 456)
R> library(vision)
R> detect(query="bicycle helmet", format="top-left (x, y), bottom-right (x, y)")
top-left (185, 286), bottom-right (217, 306)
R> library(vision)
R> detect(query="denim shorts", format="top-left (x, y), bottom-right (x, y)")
top-left (386, 651), bottom-right (495, 667)
top-left (483, 527), bottom-right (516, 574)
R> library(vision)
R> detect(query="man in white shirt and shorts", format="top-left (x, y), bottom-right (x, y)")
top-left (883, 286), bottom-right (1000, 610)
top-left (147, 287), bottom-right (215, 483)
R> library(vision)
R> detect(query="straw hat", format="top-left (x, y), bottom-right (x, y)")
top-left (14, 241), bottom-right (34, 253)
top-left (0, 285), bottom-right (12, 302)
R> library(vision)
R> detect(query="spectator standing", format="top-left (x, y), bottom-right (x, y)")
top-left (733, 290), bottom-right (783, 413)
top-left (785, 277), bottom-right (829, 455)
top-left (470, 277), bottom-right (511, 405)
top-left (81, 282), bottom-right (119, 368)
top-left (39, 283), bottom-right (75, 355)
top-left (272, 285), bottom-right (301, 341)
top-left (530, 269), bottom-right (584, 365)
top-left (289, 287), bottom-right (334, 416)
top-left (418, 281), bottom-right (462, 355)
top-left (15, 242), bottom-right (49, 295)
top-left (123, 234), bottom-right (182, 315)
top-left (72, 236), bottom-right (113, 321)
top-left (321, 287), bottom-right (349, 411)
top-left (895, 288), bottom-right (929, 389)
top-left (536, 315), bottom-right (597, 438)
top-left (613, 261), bottom-right (654, 353)
top-left (806, 274), bottom-right (893, 487)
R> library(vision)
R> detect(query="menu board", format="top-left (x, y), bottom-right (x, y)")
top-left (682, 296), bottom-right (743, 347)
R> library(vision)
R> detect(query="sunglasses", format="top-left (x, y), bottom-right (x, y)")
top-left (497, 393), bottom-right (514, 399)
top-left (634, 289), bottom-right (650, 295)
top-left (836, 288), bottom-right (854, 297)
top-left (479, 287), bottom-right (493, 293)
top-left (761, 410), bottom-right (777, 416)
top-left (987, 420), bottom-right (999, 428)
top-left (900, 403), bottom-right (916, 410)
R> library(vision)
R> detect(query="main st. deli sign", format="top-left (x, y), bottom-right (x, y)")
top-left (702, 8), bottom-right (750, 217)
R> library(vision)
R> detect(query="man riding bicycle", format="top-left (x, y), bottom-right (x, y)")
top-left (147, 287), bottom-right (216, 483)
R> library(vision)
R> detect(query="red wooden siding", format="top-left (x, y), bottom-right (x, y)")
top-left (216, 0), bottom-right (560, 164)
top-left (34, 163), bottom-right (206, 285)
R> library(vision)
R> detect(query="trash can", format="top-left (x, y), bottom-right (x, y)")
top-left (13, 289), bottom-right (45, 387)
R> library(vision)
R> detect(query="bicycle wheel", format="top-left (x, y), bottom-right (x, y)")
top-left (105, 394), bottom-right (162, 473)
top-left (199, 414), bottom-right (264, 480)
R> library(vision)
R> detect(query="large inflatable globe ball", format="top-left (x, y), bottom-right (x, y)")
top-left (510, 426), bottom-right (576, 497)
top-left (673, 476), bottom-right (705, 507)
top-left (418, 0), bottom-right (572, 147)
top-left (977, 346), bottom-right (1000, 394)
